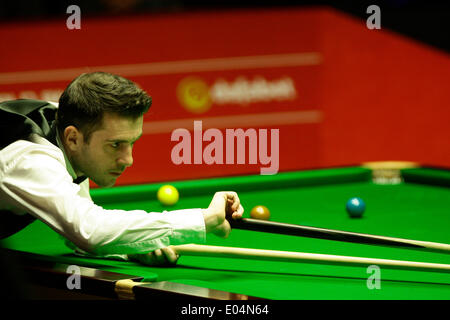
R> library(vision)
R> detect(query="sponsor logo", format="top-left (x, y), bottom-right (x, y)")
top-left (177, 76), bottom-right (297, 113)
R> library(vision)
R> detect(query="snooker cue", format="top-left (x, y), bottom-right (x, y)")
top-left (172, 244), bottom-right (450, 273)
top-left (228, 218), bottom-right (450, 254)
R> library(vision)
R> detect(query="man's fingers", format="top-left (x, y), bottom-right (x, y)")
top-left (153, 249), bottom-right (166, 264)
top-left (225, 192), bottom-right (243, 218)
top-left (206, 191), bottom-right (244, 236)
top-left (219, 191), bottom-right (240, 213)
top-left (211, 192), bottom-right (227, 210)
top-left (232, 204), bottom-right (244, 219)
top-left (131, 248), bottom-right (179, 266)
top-left (229, 196), bottom-right (239, 211)
top-left (161, 247), bottom-right (179, 263)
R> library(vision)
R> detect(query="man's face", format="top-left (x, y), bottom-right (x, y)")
top-left (72, 113), bottom-right (143, 187)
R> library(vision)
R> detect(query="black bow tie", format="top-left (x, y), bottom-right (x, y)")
top-left (73, 176), bottom-right (87, 184)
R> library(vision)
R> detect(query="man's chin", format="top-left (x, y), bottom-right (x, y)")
top-left (93, 177), bottom-right (117, 188)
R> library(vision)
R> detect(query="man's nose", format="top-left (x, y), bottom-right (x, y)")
top-left (117, 146), bottom-right (133, 168)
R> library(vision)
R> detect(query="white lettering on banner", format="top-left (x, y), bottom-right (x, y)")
top-left (41, 89), bottom-right (64, 102)
top-left (171, 121), bottom-right (279, 175)
top-left (0, 89), bottom-right (63, 102)
top-left (0, 93), bottom-right (17, 102)
top-left (18, 91), bottom-right (38, 99)
top-left (210, 76), bottom-right (296, 105)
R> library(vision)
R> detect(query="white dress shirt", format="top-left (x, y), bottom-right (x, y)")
top-left (0, 128), bottom-right (206, 257)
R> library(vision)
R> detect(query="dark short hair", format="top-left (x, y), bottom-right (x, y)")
top-left (57, 72), bottom-right (152, 142)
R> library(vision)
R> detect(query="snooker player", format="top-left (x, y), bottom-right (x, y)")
top-left (0, 72), bottom-right (244, 265)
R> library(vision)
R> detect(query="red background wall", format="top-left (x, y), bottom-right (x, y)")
top-left (0, 7), bottom-right (448, 185)
top-left (318, 9), bottom-right (450, 168)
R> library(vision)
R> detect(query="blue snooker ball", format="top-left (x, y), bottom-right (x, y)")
top-left (346, 197), bottom-right (365, 218)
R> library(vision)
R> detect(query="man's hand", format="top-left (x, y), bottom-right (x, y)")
top-left (203, 191), bottom-right (244, 238)
top-left (129, 191), bottom-right (243, 266)
top-left (128, 247), bottom-right (179, 266)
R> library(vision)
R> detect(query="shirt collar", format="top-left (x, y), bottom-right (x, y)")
top-left (55, 131), bottom-right (87, 184)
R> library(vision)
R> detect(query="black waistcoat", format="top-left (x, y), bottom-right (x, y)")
top-left (0, 99), bottom-right (59, 238)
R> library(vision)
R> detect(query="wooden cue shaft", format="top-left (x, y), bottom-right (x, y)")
top-left (228, 218), bottom-right (450, 254)
top-left (172, 244), bottom-right (450, 273)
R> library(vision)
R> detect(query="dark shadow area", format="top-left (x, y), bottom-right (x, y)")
top-left (0, 0), bottom-right (448, 52)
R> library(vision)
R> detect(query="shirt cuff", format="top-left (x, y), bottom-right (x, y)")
top-left (163, 208), bottom-right (206, 245)
top-left (93, 208), bottom-right (207, 256)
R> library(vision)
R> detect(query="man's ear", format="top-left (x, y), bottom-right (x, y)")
top-left (63, 126), bottom-right (83, 151)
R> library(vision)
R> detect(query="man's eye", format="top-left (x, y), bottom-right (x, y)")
top-left (111, 143), bottom-right (120, 148)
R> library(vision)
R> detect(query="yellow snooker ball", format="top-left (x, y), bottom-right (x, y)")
top-left (157, 185), bottom-right (179, 206)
